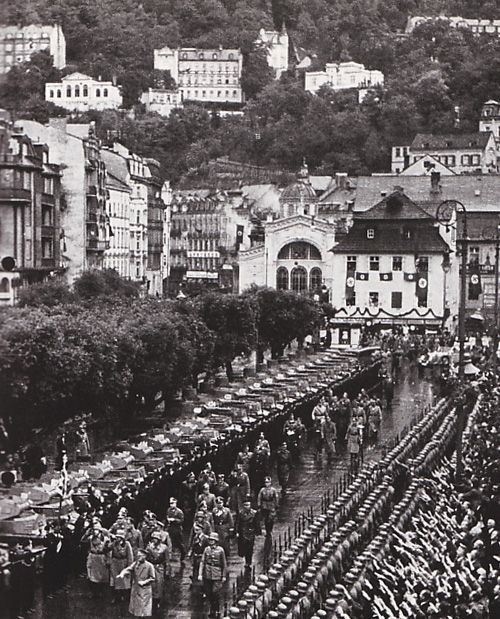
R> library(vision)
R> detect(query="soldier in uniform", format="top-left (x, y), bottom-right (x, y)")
top-left (166, 497), bottom-right (185, 562)
top-left (212, 495), bottom-right (234, 558)
top-left (146, 530), bottom-right (170, 613)
top-left (237, 495), bottom-right (261, 568)
top-left (109, 529), bottom-right (134, 602)
top-left (236, 443), bottom-right (253, 473)
top-left (84, 523), bottom-right (110, 597)
top-left (232, 464), bottom-right (251, 515)
top-left (197, 483), bottom-right (216, 512)
top-left (257, 476), bottom-right (279, 537)
top-left (199, 532), bottom-right (227, 618)
top-left (213, 473), bottom-right (230, 505)
top-left (188, 519), bottom-right (210, 585)
top-left (119, 548), bottom-right (156, 617)
top-left (180, 471), bottom-right (197, 523)
top-left (276, 441), bottom-right (291, 492)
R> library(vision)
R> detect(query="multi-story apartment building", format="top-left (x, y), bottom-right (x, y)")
top-left (0, 121), bottom-right (62, 305)
top-left (140, 88), bottom-right (183, 117)
top-left (392, 132), bottom-right (498, 175)
top-left (305, 62), bottom-right (384, 101)
top-left (0, 24), bottom-right (66, 74)
top-left (145, 158), bottom-right (167, 297)
top-left (45, 73), bottom-right (122, 112)
top-left (255, 26), bottom-right (289, 78)
top-left (154, 46), bottom-right (243, 105)
top-left (19, 119), bottom-right (108, 281)
top-left (101, 148), bottom-right (131, 279)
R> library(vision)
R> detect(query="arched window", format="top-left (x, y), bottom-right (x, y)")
top-left (309, 267), bottom-right (322, 291)
top-left (212, 53), bottom-right (218, 59)
top-left (276, 267), bottom-right (289, 290)
top-left (0, 278), bottom-right (10, 293)
top-left (103, 88), bottom-right (108, 97)
top-left (291, 266), bottom-right (307, 293)
top-left (66, 85), bottom-right (71, 97)
top-left (278, 242), bottom-right (322, 261)
top-left (56, 89), bottom-right (61, 98)
top-left (74, 85), bottom-right (80, 97)
top-left (83, 85), bottom-right (88, 97)
top-left (96, 88), bottom-right (101, 97)
top-left (49, 90), bottom-right (54, 98)
top-left (199, 52), bottom-right (204, 60)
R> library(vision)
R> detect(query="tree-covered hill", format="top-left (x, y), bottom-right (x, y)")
top-left (3, 1), bottom-right (500, 182)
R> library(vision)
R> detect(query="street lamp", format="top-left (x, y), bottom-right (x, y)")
top-left (436, 199), bottom-right (467, 480)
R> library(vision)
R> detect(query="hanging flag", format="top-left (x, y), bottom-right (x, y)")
top-left (416, 272), bottom-right (428, 302)
top-left (345, 270), bottom-right (355, 302)
top-left (468, 262), bottom-right (482, 298)
top-left (236, 225), bottom-right (244, 245)
top-left (108, 225), bottom-right (115, 237)
top-left (379, 272), bottom-right (393, 281)
top-left (356, 272), bottom-right (369, 281)
top-left (404, 272), bottom-right (416, 282)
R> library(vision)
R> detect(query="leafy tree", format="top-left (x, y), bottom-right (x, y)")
top-left (73, 269), bottom-right (140, 300)
top-left (17, 279), bottom-right (73, 308)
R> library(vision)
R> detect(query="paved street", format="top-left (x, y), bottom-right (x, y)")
top-left (25, 363), bottom-right (434, 619)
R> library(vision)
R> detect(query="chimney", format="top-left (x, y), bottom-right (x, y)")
top-left (335, 172), bottom-right (348, 190)
top-left (430, 171), bottom-right (441, 192)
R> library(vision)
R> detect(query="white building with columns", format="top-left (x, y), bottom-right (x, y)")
top-left (45, 73), bottom-right (122, 112)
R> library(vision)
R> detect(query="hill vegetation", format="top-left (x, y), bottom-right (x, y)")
top-left (3, 1), bottom-right (500, 181)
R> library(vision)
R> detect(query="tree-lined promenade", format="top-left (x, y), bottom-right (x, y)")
top-left (0, 272), bottom-right (328, 442)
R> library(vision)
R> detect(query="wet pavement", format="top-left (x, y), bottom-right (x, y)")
top-left (25, 363), bottom-right (435, 619)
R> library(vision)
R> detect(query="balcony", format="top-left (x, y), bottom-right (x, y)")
top-left (0, 187), bottom-right (31, 201)
top-left (86, 238), bottom-right (108, 252)
top-left (41, 192), bottom-right (55, 206)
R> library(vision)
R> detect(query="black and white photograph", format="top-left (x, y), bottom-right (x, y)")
top-left (0, 1), bottom-right (499, 618)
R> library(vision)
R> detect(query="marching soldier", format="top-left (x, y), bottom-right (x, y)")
top-left (199, 532), bottom-right (227, 618)
top-left (109, 529), bottom-right (133, 602)
top-left (237, 495), bottom-right (261, 569)
top-left (146, 530), bottom-right (170, 613)
top-left (166, 497), bottom-right (186, 562)
top-left (257, 476), bottom-right (279, 537)
top-left (212, 495), bottom-right (234, 558)
top-left (188, 518), bottom-right (210, 585)
top-left (276, 441), bottom-right (291, 492)
top-left (213, 473), bottom-right (230, 505)
top-left (118, 548), bottom-right (156, 617)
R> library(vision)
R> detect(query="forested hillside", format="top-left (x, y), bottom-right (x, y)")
top-left (3, 1), bottom-right (500, 182)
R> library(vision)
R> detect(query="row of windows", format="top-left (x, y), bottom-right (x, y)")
top-left (394, 147), bottom-right (409, 158)
top-left (180, 52), bottom-right (236, 60)
top-left (181, 77), bottom-right (239, 85)
top-left (2, 33), bottom-right (51, 39)
top-left (366, 227), bottom-right (415, 240)
top-left (182, 88), bottom-right (240, 99)
top-left (276, 266), bottom-right (323, 292)
top-left (346, 256), bottom-right (428, 272)
top-left (278, 242), bottom-right (322, 261)
top-left (412, 154), bottom-right (481, 167)
top-left (346, 291), bottom-right (427, 308)
top-left (48, 85), bottom-right (110, 98)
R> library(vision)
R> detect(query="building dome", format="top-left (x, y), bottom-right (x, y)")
top-left (280, 160), bottom-right (316, 202)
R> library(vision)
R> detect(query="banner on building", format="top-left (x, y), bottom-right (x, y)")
top-left (380, 272), bottom-right (393, 281)
top-left (469, 262), bottom-right (482, 298)
top-left (345, 270), bottom-right (355, 302)
top-left (404, 272), bottom-right (416, 282)
top-left (416, 272), bottom-right (428, 302)
top-left (356, 272), bottom-right (369, 281)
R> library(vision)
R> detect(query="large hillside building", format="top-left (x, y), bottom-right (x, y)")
top-left (45, 73), bottom-right (122, 112)
top-left (154, 46), bottom-right (243, 106)
top-left (305, 61), bottom-right (384, 101)
top-left (0, 24), bottom-right (66, 74)
top-left (255, 26), bottom-right (289, 78)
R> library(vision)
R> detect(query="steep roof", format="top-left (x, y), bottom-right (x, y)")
top-left (357, 191), bottom-right (432, 220)
top-left (355, 175), bottom-right (500, 214)
top-left (101, 148), bottom-right (129, 185)
top-left (410, 132), bottom-right (492, 151)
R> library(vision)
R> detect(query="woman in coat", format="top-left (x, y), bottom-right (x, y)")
top-left (119, 548), bottom-right (155, 617)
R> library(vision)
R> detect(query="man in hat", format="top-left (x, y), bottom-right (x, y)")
top-left (197, 483), bottom-right (216, 512)
top-left (212, 496), bottom-right (234, 558)
top-left (213, 473), bottom-right (230, 505)
top-left (275, 442), bottom-right (291, 492)
top-left (84, 523), bottom-right (110, 596)
top-left (119, 547), bottom-right (155, 617)
top-left (237, 496), bottom-right (261, 568)
top-left (257, 477), bottom-right (279, 537)
top-left (109, 529), bottom-right (134, 602)
top-left (199, 532), bottom-right (227, 618)
top-left (75, 421), bottom-right (91, 462)
top-left (188, 517), bottom-right (210, 585)
top-left (180, 471), bottom-right (197, 522)
top-left (166, 497), bottom-right (186, 562)
top-left (145, 530), bottom-right (170, 613)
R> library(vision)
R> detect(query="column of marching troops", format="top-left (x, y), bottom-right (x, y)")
top-left (227, 380), bottom-right (500, 619)
top-left (1, 362), bottom-right (386, 619)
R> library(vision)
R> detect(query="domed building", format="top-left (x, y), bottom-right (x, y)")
top-left (239, 161), bottom-right (335, 297)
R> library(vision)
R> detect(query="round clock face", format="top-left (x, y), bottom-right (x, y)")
top-left (436, 201), bottom-right (455, 224)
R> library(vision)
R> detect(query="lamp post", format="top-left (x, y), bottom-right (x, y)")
top-left (436, 199), bottom-right (467, 480)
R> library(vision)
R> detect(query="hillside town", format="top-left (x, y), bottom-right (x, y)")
top-left (1, 2), bottom-right (500, 619)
